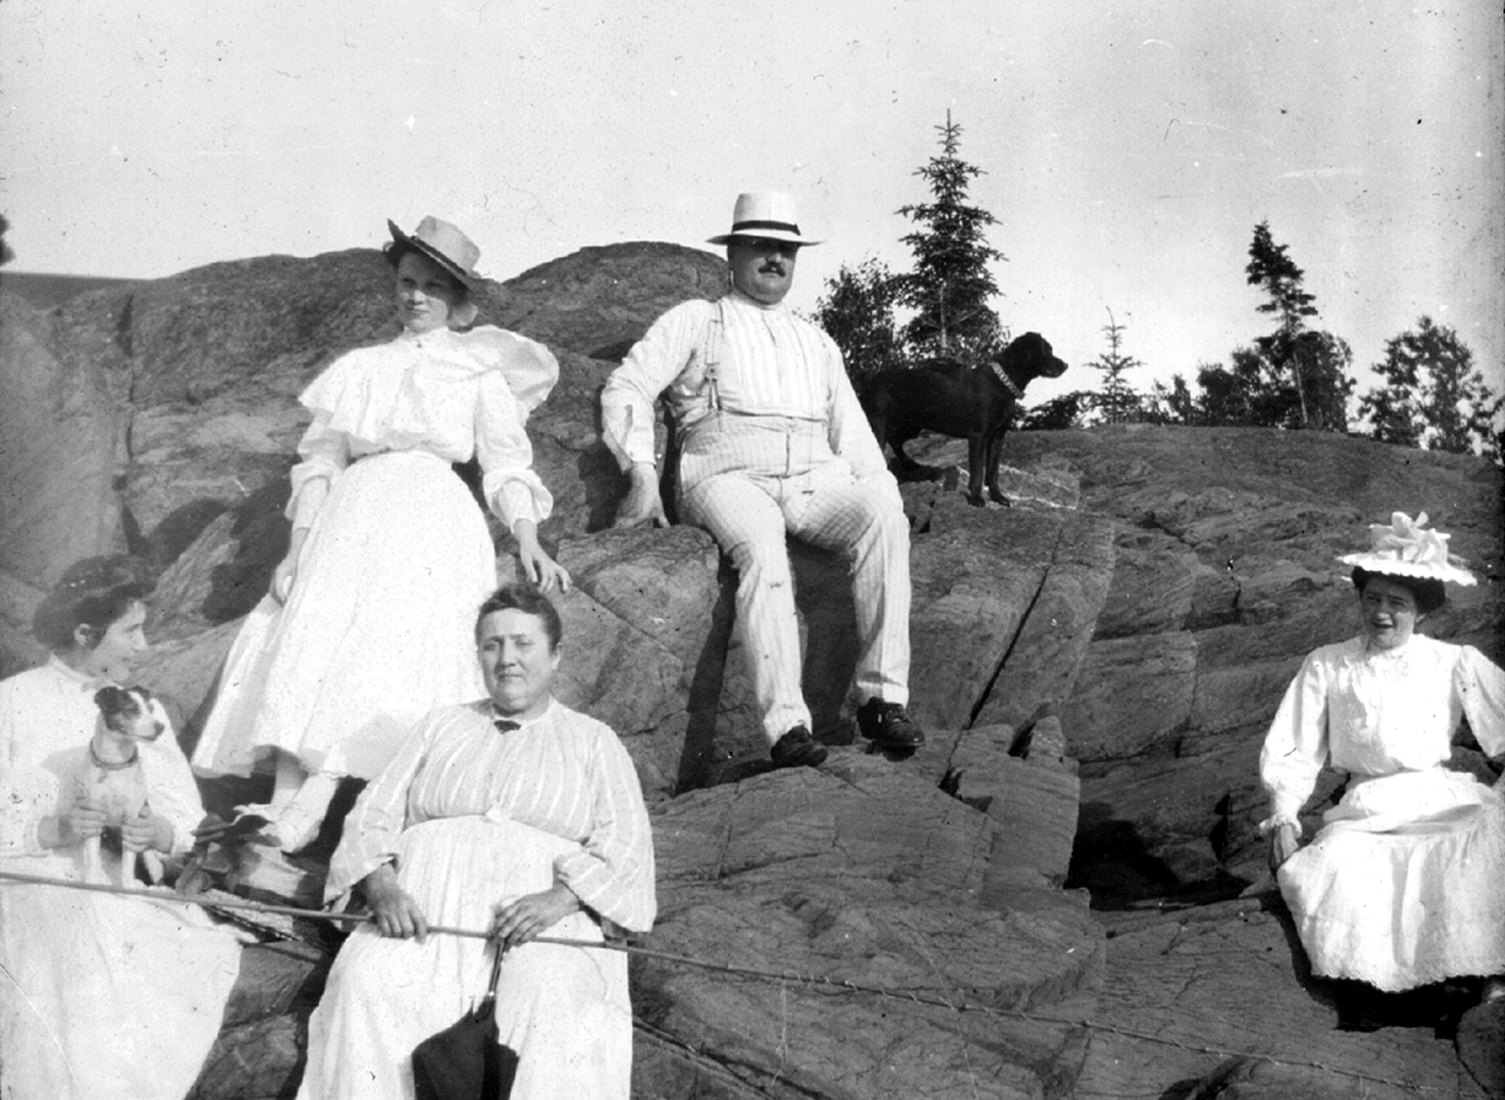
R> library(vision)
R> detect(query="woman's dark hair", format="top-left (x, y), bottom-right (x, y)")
top-left (381, 241), bottom-right (471, 302)
top-left (31, 555), bottom-right (154, 651)
top-left (474, 583), bottom-right (563, 651)
top-left (1350, 566), bottom-right (1446, 616)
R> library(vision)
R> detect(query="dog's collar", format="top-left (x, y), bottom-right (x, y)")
top-left (989, 360), bottom-right (1024, 398)
top-left (89, 742), bottom-right (140, 771)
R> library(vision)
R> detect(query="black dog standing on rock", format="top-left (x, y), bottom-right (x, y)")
top-left (860, 332), bottom-right (1068, 506)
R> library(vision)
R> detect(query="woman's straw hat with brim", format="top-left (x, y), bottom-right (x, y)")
top-left (1339, 511), bottom-right (1477, 586)
top-left (707, 191), bottom-right (823, 247)
top-left (387, 216), bottom-right (484, 292)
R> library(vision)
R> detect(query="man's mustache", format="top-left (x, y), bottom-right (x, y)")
top-left (758, 262), bottom-right (786, 275)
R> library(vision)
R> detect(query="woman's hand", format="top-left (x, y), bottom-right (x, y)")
top-left (1268, 823), bottom-right (1300, 872)
top-left (43, 798), bottom-right (108, 848)
top-left (120, 806), bottom-right (173, 854)
top-left (490, 884), bottom-right (581, 950)
top-left (362, 864), bottom-right (429, 940)
top-left (513, 521), bottom-right (572, 594)
top-left (270, 528), bottom-right (310, 603)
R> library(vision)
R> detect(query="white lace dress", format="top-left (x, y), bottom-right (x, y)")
top-left (0, 659), bottom-right (242, 1100)
top-left (192, 326), bottom-right (558, 781)
top-left (1259, 634), bottom-right (1505, 990)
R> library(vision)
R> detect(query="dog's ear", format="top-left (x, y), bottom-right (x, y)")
top-left (126, 685), bottom-right (155, 704)
top-left (94, 685), bottom-right (126, 712)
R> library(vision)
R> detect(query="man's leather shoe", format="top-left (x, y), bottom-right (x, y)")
top-left (770, 726), bottom-right (828, 768)
top-left (855, 699), bottom-right (925, 748)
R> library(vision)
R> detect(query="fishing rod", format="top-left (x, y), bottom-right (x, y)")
top-left (0, 869), bottom-right (492, 941)
top-left (0, 868), bottom-right (687, 964)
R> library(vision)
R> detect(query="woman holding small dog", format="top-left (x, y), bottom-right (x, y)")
top-left (0, 556), bottom-right (241, 1100)
top-left (192, 215), bottom-right (570, 852)
top-left (1259, 512), bottom-right (1505, 1006)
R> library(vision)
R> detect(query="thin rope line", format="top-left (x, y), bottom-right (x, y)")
top-left (0, 870), bottom-right (1487, 1097)
top-left (0, 960), bottom-right (82, 1091)
top-left (0, 870), bottom-right (487, 938)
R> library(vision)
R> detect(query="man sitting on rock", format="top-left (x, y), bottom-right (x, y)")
top-left (601, 190), bottom-right (923, 768)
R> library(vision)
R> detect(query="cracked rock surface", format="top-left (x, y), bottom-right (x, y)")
top-left (3, 246), bottom-right (1500, 1099)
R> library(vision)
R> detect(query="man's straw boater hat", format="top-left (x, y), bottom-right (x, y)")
top-left (1339, 511), bottom-right (1477, 586)
top-left (707, 191), bottom-right (823, 247)
top-left (387, 216), bottom-right (484, 291)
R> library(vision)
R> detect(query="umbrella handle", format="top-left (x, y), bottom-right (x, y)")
top-left (482, 940), bottom-right (505, 1004)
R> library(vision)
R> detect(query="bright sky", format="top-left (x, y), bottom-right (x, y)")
top-left (2, 1), bottom-right (1501, 408)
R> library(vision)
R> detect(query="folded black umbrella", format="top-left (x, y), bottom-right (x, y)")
top-left (412, 943), bottom-right (519, 1100)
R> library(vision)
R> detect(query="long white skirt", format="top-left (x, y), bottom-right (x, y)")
top-left (193, 451), bottom-right (495, 780)
top-left (297, 816), bottom-right (632, 1100)
top-left (0, 855), bottom-right (242, 1100)
top-left (1278, 768), bottom-right (1505, 991)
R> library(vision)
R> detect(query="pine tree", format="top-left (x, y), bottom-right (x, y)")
top-left (1246, 221), bottom-right (1317, 337)
top-left (1243, 221), bottom-right (1351, 430)
top-left (1361, 315), bottom-right (1503, 456)
top-left (1092, 308), bottom-right (1143, 424)
top-left (896, 112), bottom-right (1006, 361)
top-left (811, 258), bottom-right (907, 381)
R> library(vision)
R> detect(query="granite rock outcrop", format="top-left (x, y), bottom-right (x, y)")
top-left (2, 240), bottom-right (1499, 1099)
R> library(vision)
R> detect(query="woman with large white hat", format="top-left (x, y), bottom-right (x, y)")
top-left (1260, 511), bottom-right (1504, 1003)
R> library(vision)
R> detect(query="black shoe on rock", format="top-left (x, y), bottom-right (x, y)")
top-left (855, 699), bottom-right (925, 749)
top-left (769, 726), bottom-right (828, 769)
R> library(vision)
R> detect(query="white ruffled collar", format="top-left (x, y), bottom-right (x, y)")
top-left (1355, 633), bottom-right (1422, 661)
top-left (393, 325), bottom-right (462, 350)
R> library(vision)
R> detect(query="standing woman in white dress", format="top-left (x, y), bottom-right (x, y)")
top-left (192, 216), bottom-right (570, 850)
top-left (1260, 512), bottom-right (1505, 1001)
top-left (0, 555), bottom-right (241, 1099)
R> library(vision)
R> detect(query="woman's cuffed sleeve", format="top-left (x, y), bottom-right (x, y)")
top-left (285, 417), bottom-right (349, 531)
top-left (0, 766), bottom-right (54, 857)
top-left (553, 728), bottom-right (656, 933)
top-left (475, 369), bottom-right (553, 531)
top-left (0, 684), bottom-right (55, 857)
top-left (1258, 650), bottom-right (1333, 830)
top-left (1455, 645), bottom-right (1505, 759)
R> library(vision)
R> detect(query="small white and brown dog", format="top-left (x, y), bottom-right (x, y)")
top-left (79, 685), bottom-right (168, 887)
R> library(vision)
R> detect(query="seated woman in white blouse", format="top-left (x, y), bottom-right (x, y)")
top-left (297, 584), bottom-right (656, 1100)
top-left (1260, 512), bottom-right (1504, 1003)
